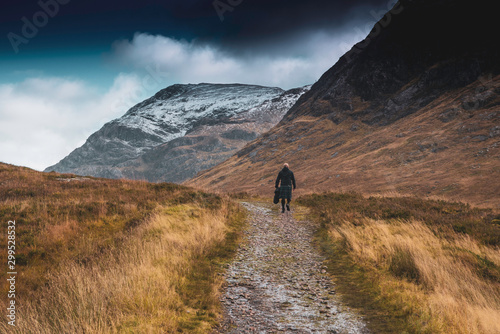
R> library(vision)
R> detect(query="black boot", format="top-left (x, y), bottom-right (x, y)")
top-left (286, 204), bottom-right (290, 211)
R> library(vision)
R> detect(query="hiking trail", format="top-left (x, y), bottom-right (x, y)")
top-left (215, 202), bottom-right (369, 333)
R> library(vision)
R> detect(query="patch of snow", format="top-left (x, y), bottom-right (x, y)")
top-left (116, 84), bottom-right (285, 144)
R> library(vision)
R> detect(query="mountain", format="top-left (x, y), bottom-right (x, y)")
top-left (45, 83), bottom-right (310, 182)
top-left (186, 0), bottom-right (500, 207)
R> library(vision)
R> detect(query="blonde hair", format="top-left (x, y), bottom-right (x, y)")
top-left (284, 163), bottom-right (289, 168)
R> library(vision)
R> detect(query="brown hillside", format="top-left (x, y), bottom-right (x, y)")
top-left (0, 162), bottom-right (243, 332)
top-left (186, 0), bottom-right (500, 207)
top-left (187, 76), bottom-right (500, 207)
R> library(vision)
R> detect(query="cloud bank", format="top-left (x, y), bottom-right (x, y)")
top-left (110, 29), bottom-right (363, 89)
top-left (0, 74), bottom-right (143, 171)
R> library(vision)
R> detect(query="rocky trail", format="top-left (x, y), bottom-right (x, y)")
top-left (215, 202), bottom-right (369, 333)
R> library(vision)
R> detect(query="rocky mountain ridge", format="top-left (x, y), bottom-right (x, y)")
top-left (45, 83), bottom-right (310, 182)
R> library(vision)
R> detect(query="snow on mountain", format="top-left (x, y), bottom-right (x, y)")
top-left (45, 83), bottom-right (310, 181)
top-left (117, 83), bottom-right (285, 143)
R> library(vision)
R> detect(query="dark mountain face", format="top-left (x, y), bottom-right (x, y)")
top-left (187, 0), bottom-right (500, 207)
top-left (286, 0), bottom-right (500, 125)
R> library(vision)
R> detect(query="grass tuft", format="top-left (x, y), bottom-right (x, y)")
top-left (389, 246), bottom-right (421, 284)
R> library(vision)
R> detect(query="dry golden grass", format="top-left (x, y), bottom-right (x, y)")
top-left (0, 162), bottom-right (244, 332)
top-left (300, 193), bottom-right (500, 334)
top-left (10, 203), bottom-right (236, 333)
top-left (332, 219), bottom-right (500, 333)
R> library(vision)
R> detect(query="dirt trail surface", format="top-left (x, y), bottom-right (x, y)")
top-left (215, 202), bottom-right (369, 333)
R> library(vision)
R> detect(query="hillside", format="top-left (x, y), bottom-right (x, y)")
top-left (0, 162), bottom-right (243, 332)
top-left (186, 0), bottom-right (500, 207)
top-left (45, 83), bottom-right (309, 183)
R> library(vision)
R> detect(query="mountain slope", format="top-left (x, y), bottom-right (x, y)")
top-left (186, 0), bottom-right (500, 207)
top-left (117, 86), bottom-right (309, 182)
top-left (45, 84), bottom-right (309, 182)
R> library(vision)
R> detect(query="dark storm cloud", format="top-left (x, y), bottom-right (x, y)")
top-left (191, 0), bottom-right (391, 41)
top-left (1, 0), bottom-right (392, 53)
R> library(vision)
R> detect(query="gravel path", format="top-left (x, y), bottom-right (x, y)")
top-left (215, 202), bottom-right (369, 334)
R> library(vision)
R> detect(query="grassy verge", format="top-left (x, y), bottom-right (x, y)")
top-left (298, 192), bottom-right (500, 334)
top-left (0, 163), bottom-right (245, 332)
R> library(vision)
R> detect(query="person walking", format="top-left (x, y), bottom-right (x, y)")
top-left (275, 163), bottom-right (296, 213)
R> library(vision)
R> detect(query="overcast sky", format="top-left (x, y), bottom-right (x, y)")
top-left (0, 0), bottom-right (395, 170)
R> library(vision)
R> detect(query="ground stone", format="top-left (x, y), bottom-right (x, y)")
top-left (213, 202), bottom-right (369, 334)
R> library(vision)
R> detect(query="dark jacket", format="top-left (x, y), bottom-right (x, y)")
top-left (275, 167), bottom-right (296, 189)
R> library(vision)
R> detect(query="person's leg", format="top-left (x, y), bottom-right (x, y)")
top-left (286, 198), bottom-right (291, 211)
top-left (281, 198), bottom-right (285, 213)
